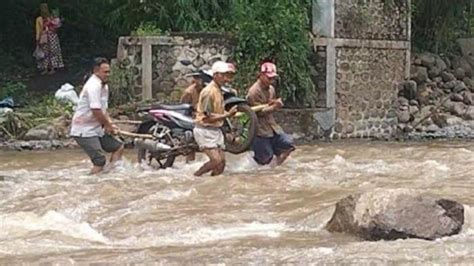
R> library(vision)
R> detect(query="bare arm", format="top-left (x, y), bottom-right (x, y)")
top-left (247, 87), bottom-right (280, 114)
top-left (35, 17), bottom-right (43, 42)
top-left (198, 90), bottom-right (238, 124)
top-left (202, 105), bottom-right (238, 123)
top-left (201, 109), bottom-right (236, 124)
top-left (180, 91), bottom-right (193, 104)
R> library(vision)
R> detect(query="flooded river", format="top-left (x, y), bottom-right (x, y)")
top-left (0, 140), bottom-right (473, 264)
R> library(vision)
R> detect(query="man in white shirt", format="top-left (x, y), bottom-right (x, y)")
top-left (70, 58), bottom-right (123, 174)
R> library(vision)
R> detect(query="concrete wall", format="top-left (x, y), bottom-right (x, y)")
top-left (334, 0), bottom-right (409, 41)
top-left (333, 47), bottom-right (405, 139)
top-left (312, 0), bottom-right (411, 139)
top-left (114, 33), bottom-right (234, 102)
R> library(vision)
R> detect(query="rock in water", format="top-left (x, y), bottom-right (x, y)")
top-left (326, 189), bottom-right (464, 241)
top-left (24, 125), bottom-right (57, 141)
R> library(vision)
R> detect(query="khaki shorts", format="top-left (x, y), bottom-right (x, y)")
top-left (193, 126), bottom-right (225, 150)
top-left (73, 134), bottom-right (123, 166)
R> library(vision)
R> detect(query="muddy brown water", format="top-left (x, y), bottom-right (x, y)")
top-left (0, 140), bottom-right (473, 264)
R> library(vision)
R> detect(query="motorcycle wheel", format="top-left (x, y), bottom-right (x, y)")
top-left (223, 103), bottom-right (257, 154)
top-left (136, 121), bottom-right (176, 169)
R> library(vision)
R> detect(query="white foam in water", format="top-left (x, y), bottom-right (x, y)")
top-left (225, 152), bottom-right (268, 173)
top-left (152, 188), bottom-right (195, 201)
top-left (360, 159), bottom-right (393, 174)
top-left (0, 211), bottom-right (109, 243)
top-left (461, 205), bottom-right (474, 236)
top-left (116, 222), bottom-right (286, 248)
top-left (329, 154), bottom-right (347, 165)
top-left (457, 148), bottom-right (474, 154)
top-left (128, 188), bottom-right (195, 205)
top-left (421, 160), bottom-right (450, 172)
top-left (104, 159), bottom-right (137, 173)
top-left (289, 207), bottom-right (335, 233)
top-left (62, 200), bottom-right (101, 221)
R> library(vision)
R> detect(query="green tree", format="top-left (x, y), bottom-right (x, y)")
top-left (412, 0), bottom-right (473, 53)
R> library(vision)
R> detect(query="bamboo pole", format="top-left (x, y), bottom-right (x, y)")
top-left (234, 104), bottom-right (268, 117)
top-left (116, 130), bottom-right (154, 139)
top-left (113, 120), bottom-right (143, 125)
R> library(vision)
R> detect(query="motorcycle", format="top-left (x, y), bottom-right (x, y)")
top-left (133, 62), bottom-right (258, 169)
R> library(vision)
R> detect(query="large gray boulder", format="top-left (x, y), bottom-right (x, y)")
top-left (23, 115), bottom-right (70, 141)
top-left (326, 189), bottom-right (464, 241)
top-left (411, 66), bottom-right (429, 84)
top-left (441, 71), bottom-right (456, 82)
top-left (457, 38), bottom-right (474, 57)
top-left (464, 77), bottom-right (474, 92)
top-left (24, 125), bottom-right (58, 140)
top-left (450, 102), bottom-right (468, 116)
top-left (453, 56), bottom-right (473, 78)
top-left (398, 80), bottom-right (417, 100)
top-left (418, 52), bottom-right (436, 68)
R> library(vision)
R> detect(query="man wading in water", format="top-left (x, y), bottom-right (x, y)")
top-left (70, 58), bottom-right (124, 174)
top-left (180, 71), bottom-right (205, 163)
top-left (193, 61), bottom-right (238, 176)
top-left (246, 62), bottom-right (295, 166)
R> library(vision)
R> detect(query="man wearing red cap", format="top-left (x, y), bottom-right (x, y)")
top-left (246, 62), bottom-right (295, 166)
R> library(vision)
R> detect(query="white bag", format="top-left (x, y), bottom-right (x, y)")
top-left (33, 45), bottom-right (45, 60)
top-left (55, 83), bottom-right (79, 106)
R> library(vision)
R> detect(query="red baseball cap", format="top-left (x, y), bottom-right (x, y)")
top-left (260, 62), bottom-right (278, 78)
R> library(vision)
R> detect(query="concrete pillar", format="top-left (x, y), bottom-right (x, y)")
top-left (141, 40), bottom-right (153, 100)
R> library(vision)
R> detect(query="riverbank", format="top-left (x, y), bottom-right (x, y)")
top-left (3, 133), bottom-right (474, 152)
top-left (0, 139), bottom-right (78, 151)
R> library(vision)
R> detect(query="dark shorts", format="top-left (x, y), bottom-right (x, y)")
top-left (73, 134), bottom-right (123, 167)
top-left (251, 133), bottom-right (295, 165)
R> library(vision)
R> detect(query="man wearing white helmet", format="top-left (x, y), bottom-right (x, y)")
top-left (193, 61), bottom-right (238, 176)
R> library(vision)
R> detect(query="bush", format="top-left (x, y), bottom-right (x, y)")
top-left (23, 96), bottom-right (74, 120)
top-left (0, 82), bottom-right (27, 101)
top-left (0, 96), bottom-right (73, 139)
top-left (0, 111), bottom-right (34, 139)
top-left (228, 0), bottom-right (315, 106)
top-left (108, 65), bottom-right (136, 108)
top-left (132, 22), bottom-right (165, 37)
top-left (412, 0), bottom-right (473, 53)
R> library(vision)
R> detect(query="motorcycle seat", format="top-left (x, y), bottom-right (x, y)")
top-left (158, 104), bottom-right (192, 111)
top-left (136, 103), bottom-right (192, 113)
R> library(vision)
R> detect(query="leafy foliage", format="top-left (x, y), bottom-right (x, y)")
top-left (412, 0), bottom-right (473, 53)
top-left (0, 111), bottom-right (34, 139)
top-left (104, 0), bottom-right (233, 33)
top-left (132, 22), bottom-right (165, 37)
top-left (108, 65), bottom-right (136, 108)
top-left (0, 96), bottom-right (73, 139)
top-left (0, 82), bottom-right (27, 101)
top-left (228, 0), bottom-right (315, 106)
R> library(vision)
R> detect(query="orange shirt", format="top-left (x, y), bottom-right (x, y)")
top-left (195, 81), bottom-right (225, 128)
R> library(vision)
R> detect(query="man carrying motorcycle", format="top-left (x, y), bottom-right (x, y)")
top-left (246, 62), bottom-right (295, 166)
top-left (70, 58), bottom-right (124, 174)
top-left (181, 72), bottom-right (205, 110)
top-left (193, 61), bottom-right (238, 176)
top-left (180, 72), bottom-right (205, 163)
